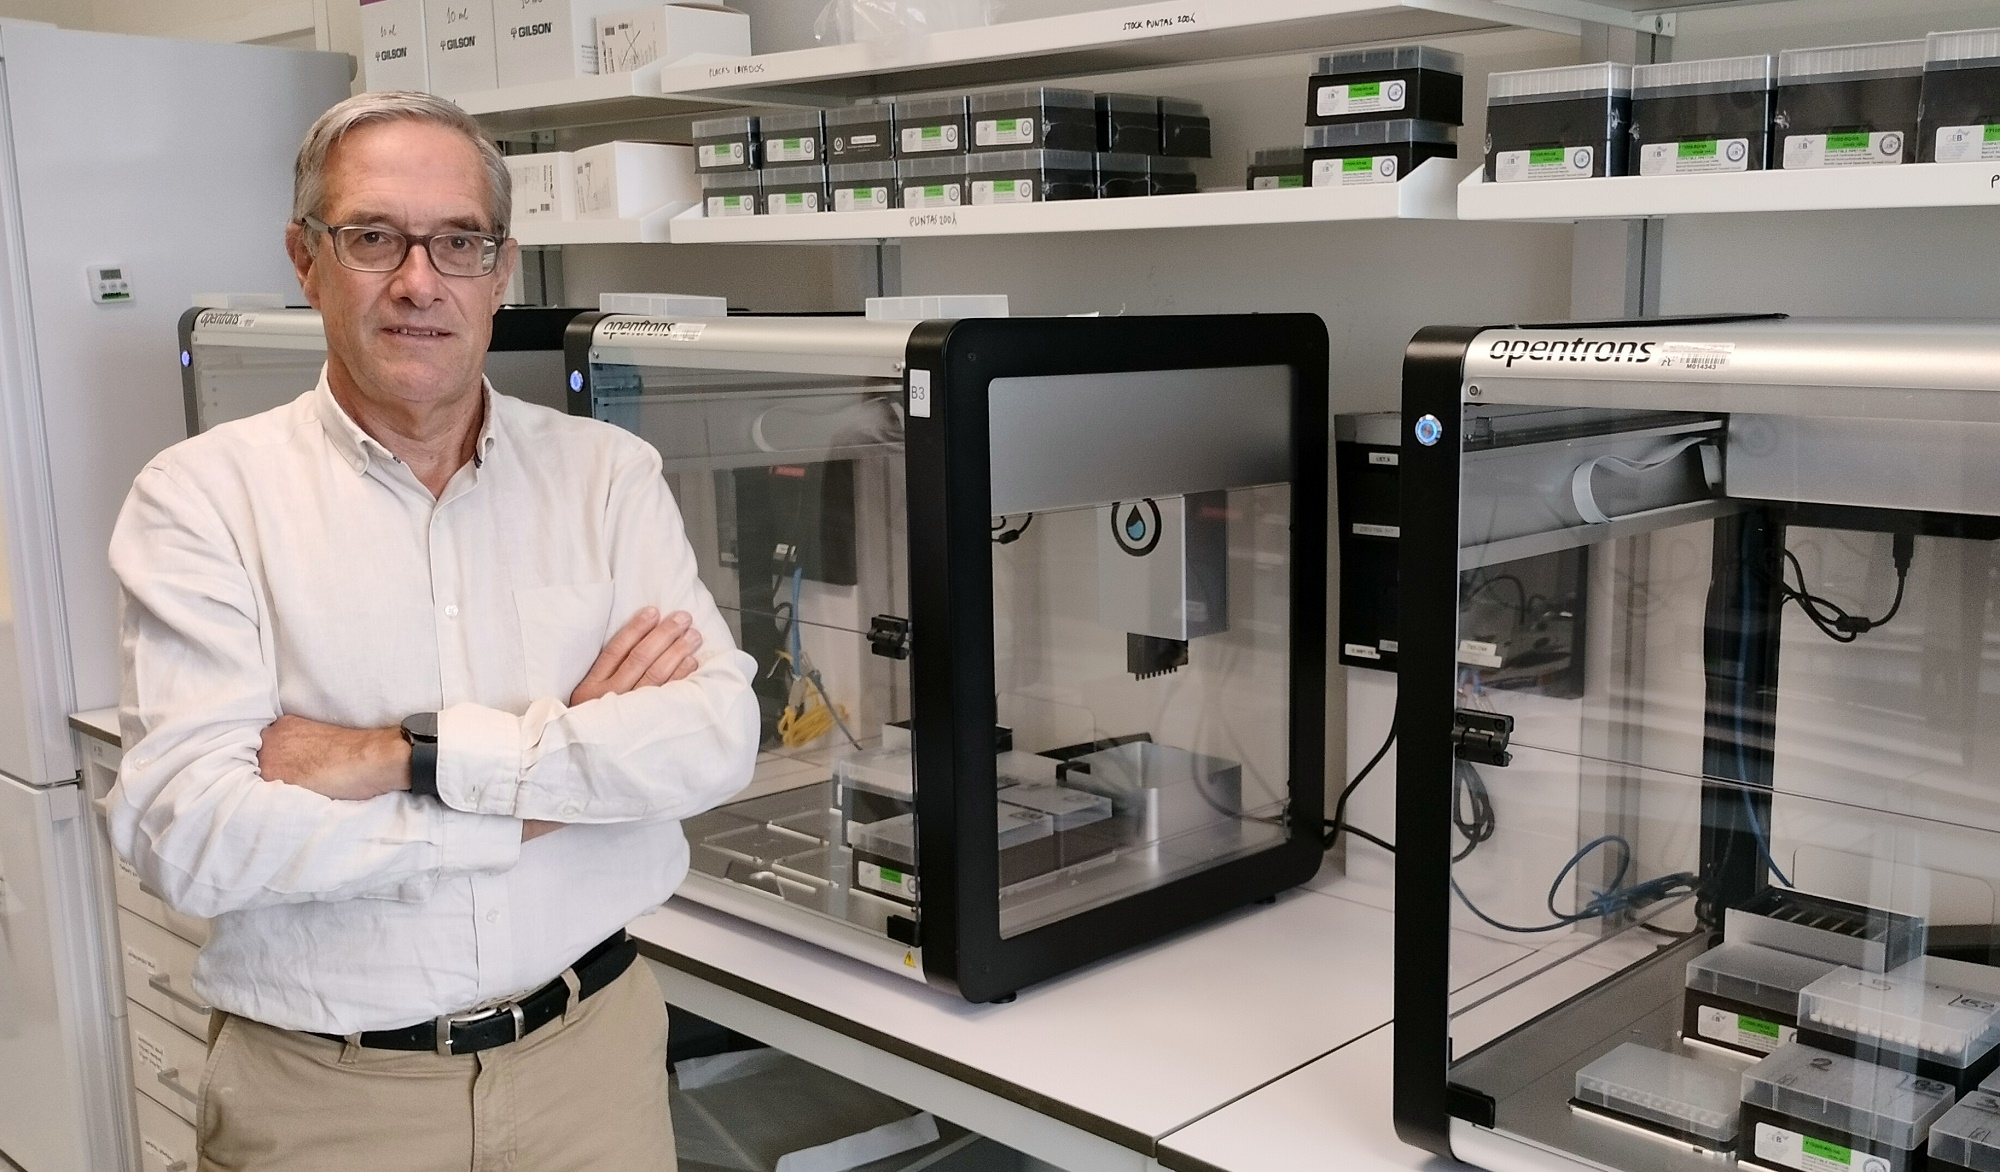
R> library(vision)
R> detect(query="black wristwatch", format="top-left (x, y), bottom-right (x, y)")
top-left (400, 712), bottom-right (440, 800)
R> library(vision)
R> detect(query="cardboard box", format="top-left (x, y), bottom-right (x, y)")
top-left (572, 141), bottom-right (697, 219)
top-left (506, 152), bottom-right (577, 221)
top-left (423, 0), bottom-right (498, 95)
top-left (594, 4), bottom-right (751, 74)
top-left (494, 0), bottom-right (633, 88)
top-left (361, 0), bottom-right (429, 92)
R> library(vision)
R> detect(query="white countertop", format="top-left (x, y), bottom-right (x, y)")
top-left (70, 706), bottom-right (117, 743)
top-left (632, 857), bottom-right (1541, 1158)
top-left (1157, 1026), bottom-right (1445, 1172)
top-left (634, 878), bottom-right (1395, 1149)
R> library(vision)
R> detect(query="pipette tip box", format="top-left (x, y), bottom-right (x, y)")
top-left (1798, 961), bottom-right (2000, 1093)
top-left (1739, 1042), bottom-right (1956, 1172)
top-left (1571, 1042), bottom-right (1742, 1152)
top-left (1685, 941), bottom-right (1838, 1057)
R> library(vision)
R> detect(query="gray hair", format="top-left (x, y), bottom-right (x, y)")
top-left (293, 91), bottom-right (511, 234)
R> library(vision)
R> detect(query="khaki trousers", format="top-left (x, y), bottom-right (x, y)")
top-left (197, 961), bottom-right (676, 1172)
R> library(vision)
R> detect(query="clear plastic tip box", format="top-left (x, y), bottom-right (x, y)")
top-left (1390, 318), bottom-right (2000, 1172)
top-left (568, 311), bottom-right (1328, 1002)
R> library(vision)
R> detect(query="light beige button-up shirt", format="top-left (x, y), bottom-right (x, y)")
top-left (105, 375), bottom-right (757, 1034)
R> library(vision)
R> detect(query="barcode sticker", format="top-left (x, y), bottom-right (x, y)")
top-left (1657, 342), bottom-right (1734, 371)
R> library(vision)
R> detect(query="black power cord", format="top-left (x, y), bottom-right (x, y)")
top-left (1323, 725), bottom-right (1396, 853)
top-left (1452, 759), bottom-right (1495, 863)
top-left (1778, 533), bottom-right (1914, 643)
top-left (990, 514), bottom-right (1035, 544)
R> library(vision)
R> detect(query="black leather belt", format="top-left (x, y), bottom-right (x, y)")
top-left (310, 932), bottom-right (637, 1056)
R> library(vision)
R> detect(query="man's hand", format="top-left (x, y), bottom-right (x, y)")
top-left (258, 715), bottom-right (408, 801)
top-left (522, 819), bottom-right (562, 842)
top-left (569, 607), bottom-right (702, 707)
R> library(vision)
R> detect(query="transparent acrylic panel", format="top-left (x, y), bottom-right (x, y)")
top-left (190, 341), bottom-right (568, 433)
top-left (1448, 748), bottom-right (2000, 1172)
top-left (991, 484), bottom-right (1292, 939)
top-left (1447, 399), bottom-right (2000, 1172)
top-left (188, 344), bottom-right (326, 433)
top-left (595, 359), bottom-right (914, 944)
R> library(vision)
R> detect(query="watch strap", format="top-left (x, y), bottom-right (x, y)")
top-left (401, 713), bottom-right (440, 800)
top-left (407, 737), bottom-right (439, 800)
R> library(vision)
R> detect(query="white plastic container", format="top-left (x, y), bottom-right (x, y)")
top-left (1571, 1043), bottom-right (1740, 1149)
top-left (593, 3), bottom-right (751, 73)
top-left (423, 0), bottom-right (498, 95)
top-left (1799, 961), bottom-right (2000, 1069)
top-left (1930, 1088), bottom-right (2000, 1172)
top-left (505, 151), bottom-right (576, 221)
top-left (570, 141), bottom-right (696, 219)
top-left (864, 295), bottom-right (1008, 321)
top-left (494, 0), bottom-right (632, 88)
top-left (1740, 1042), bottom-right (1955, 1172)
top-left (360, 0), bottom-right (428, 93)
top-left (597, 292), bottom-right (726, 316)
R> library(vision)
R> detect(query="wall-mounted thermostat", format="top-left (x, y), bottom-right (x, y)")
top-left (87, 265), bottom-right (131, 304)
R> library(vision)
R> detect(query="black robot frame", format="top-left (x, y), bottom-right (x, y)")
top-left (567, 312), bottom-right (1329, 1003)
top-left (1390, 317), bottom-right (2000, 1159)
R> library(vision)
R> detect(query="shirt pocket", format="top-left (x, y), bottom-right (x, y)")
top-left (514, 581), bottom-right (615, 703)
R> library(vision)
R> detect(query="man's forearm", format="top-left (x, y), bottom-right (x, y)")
top-left (262, 716), bottom-right (560, 842)
top-left (259, 715), bottom-right (409, 801)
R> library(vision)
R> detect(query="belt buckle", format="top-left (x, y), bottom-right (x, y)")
top-left (434, 1000), bottom-right (528, 1056)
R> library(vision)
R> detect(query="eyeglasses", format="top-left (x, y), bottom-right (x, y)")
top-left (301, 215), bottom-right (504, 278)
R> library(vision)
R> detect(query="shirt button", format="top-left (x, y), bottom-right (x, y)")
top-left (444, 604), bottom-right (460, 619)
top-left (485, 911), bottom-right (500, 924)
top-left (562, 801), bottom-right (582, 816)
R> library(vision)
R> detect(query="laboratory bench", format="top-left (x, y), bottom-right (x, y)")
top-left (70, 707), bottom-right (1454, 1172)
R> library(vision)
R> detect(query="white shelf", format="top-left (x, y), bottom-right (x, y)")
top-left (513, 203), bottom-right (689, 246)
top-left (653, 0), bottom-right (1665, 105)
top-left (669, 157), bottom-right (1463, 245)
top-left (1457, 159), bottom-right (2000, 221)
top-left (453, 63), bottom-right (723, 133)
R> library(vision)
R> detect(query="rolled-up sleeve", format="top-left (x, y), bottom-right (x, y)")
top-left (105, 465), bottom-right (524, 920)
top-left (434, 442), bottom-right (758, 823)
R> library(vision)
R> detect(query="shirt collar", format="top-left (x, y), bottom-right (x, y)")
top-left (312, 366), bottom-right (500, 476)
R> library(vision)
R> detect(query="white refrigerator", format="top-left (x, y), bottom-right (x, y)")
top-left (0, 22), bottom-right (347, 1172)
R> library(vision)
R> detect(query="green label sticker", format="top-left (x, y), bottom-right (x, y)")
top-left (1801, 1137), bottom-right (1851, 1165)
top-left (1986, 124), bottom-right (2000, 142)
top-left (995, 179), bottom-right (1016, 193)
top-left (783, 138), bottom-right (801, 149)
top-left (879, 866), bottom-right (904, 883)
top-left (727, 196), bottom-right (748, 209)
top-left (1529, 147), bottom-right (1566, 165)
top-left (1827, 132), bottom-right (1872, 151)
top-left (921, 126), bottom-right (942, 140)
top-left (997, 118), bottom-right (1018, 132)
top-left (1351, 81), bottom-right (1381, 98)
top-left (924, 184), bottom-right (945, 197)
top-left (1740, 1015), bottom-right (1782, 1038)
top-left (1278, 174), bottom-right (1304, 187)
top-left (1342, 156), bottom-right (1373, 172)
top-left (1679, 139), bottom-right (1719, 158)
top-left (784, 193), bottom-right (803, 205)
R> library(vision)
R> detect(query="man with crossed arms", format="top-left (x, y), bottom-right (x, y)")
top-left (105, 91), bottom-right (756, 1170)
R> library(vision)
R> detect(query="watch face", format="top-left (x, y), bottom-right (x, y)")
top-left (403, 712), bottom-right (439, 741)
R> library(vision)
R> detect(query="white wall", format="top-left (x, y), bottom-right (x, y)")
top-left (0, 0), bottom-right (357, 60)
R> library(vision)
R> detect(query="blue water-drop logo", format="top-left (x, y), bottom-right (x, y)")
top-left (1414, 414), bottom-right (1442, 446)
top-left (568, 370), bottom-right (583, 392)
top-left (1124, 506), bottom-right (1147, 541)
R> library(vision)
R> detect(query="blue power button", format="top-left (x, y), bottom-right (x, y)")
top-left (569, 371), bottom-right (583, 392)
top-left (1414, 414), bottom-right (1443, 446)
top-left (180, 350), bottom-right (191, 367)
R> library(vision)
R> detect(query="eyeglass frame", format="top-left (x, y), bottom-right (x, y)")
top-left (298, 214), bottom-right (509, 278)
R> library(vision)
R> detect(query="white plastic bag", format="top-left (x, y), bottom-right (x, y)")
top-left (812, 0), bottom-right (993, 48)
